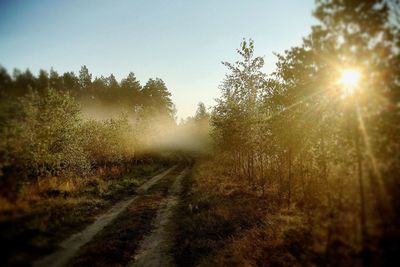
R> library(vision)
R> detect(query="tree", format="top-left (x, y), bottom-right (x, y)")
top-left (212, 39), bottom-right (266, 186)
top-left (141, 78), bottom-right (175, 120)
top-left (0, 89), bottom-right (89, 183)
top-left (209, 1), bottom-right (399, 263)
top-left (62, 72), bottom-right (80, 93)
top-left (13, 69), bottom-right (36, 96)
top-left (0, 66), bottom-right (12, 97)
top-left (107, 74), bottom-right (119, 90)
top-left (194, 102), bottom-right (209, 122)
top-left (312, 0), bottom-right (400, 263)
top-left (49, 68), bottom-right (63, 91)
top-left (79, 65), bottom-right (92, 90)
top-left (104, 74), bottom-right (120, 103)
top-left (37, 69), bottom-right (49, 94)
top-left (120, 72), bottom-right (142, 107)
top-left (91, 76), bottom-right (108, 100)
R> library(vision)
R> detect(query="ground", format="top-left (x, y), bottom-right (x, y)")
top-left (2, 160), bottom-right (319, 267)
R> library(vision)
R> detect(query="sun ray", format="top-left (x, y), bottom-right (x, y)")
top-left (355, 100), bottom-right (386, 198)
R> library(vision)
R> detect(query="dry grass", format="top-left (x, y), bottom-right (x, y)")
top-left (172, 160), bottom-right (319, 267)
top-left (175, 159), bottom-right (398, 266)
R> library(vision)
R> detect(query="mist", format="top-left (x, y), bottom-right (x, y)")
top-left (79, 97), bottom-right (211, 156)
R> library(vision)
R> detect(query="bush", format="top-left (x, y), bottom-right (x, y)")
top-left (80, 116), bottom-right (135, 168)
top-left (0, 89), bottom-right (89, 182)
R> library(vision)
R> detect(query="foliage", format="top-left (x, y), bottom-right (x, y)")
top-left (210, 0), bottom-right (400, 265)
top-left (0, 64), bottom-right (178, 192)
top-left (80, 116), bottom-right (135, 166)
top-left (0, 65), bottom-right (176, 124)
top-left (0, 89), bottom-right (88, 181)
top-left (173, 161), bottom-right (311, 267)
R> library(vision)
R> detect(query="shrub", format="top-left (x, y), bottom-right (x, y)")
top-left (80, 115), bottom-right (136, 168)
top-left (0, 89), bottom-right (89, 184)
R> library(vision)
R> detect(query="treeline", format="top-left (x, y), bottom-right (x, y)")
top-left (211, 0), bottom-right (399, 265)
top-left (0, 66), bottom-right (177, 198)
top-left (0, 65), bottom-right (175, 117)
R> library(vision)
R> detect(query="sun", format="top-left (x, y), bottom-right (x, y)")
top-left (339, 69), bottom-right (361, 95)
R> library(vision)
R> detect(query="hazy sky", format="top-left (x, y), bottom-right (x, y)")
top-left (0, 0), bottom-right (317, 119)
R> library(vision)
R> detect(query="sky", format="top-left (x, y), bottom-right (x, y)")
top-left (0, 0), bottom-right (317, 119)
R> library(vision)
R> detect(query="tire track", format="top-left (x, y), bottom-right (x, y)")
top-left (33, 165), bottom-right (177, 267)
top-left (129, 167), bottom-right (189, 267)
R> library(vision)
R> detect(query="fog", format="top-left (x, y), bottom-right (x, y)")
top-left (80, 101), bottom-right (211, 156)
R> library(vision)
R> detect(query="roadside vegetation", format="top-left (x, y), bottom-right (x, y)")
top-left (173, 162), bottom-right (313, 267)
top-left (174, 1), bottom-right (400, 266)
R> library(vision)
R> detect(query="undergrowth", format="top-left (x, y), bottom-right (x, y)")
top-left (173, 160), bottom-right (319, 267)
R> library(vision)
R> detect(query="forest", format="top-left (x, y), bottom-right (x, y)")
top-left (1, 0), bottom-right (400, 266)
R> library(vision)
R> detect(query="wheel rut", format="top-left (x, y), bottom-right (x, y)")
top-left (129, 167), bottom-right (189, 267)
top-left (33, 165), bottom-right (178, 267)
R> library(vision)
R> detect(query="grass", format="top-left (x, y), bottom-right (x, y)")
top-left (172, 160), bottom-right (318, 267)
top-left (0, 162), bottom-right (170, 266)
top-left (171, 159), bottom-right (399, 266)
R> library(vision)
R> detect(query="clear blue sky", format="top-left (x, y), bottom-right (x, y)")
top-left (0, 0), bottom-right (317, 119)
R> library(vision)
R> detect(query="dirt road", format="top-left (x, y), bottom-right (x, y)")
top-left (33, 165), bottom-right (178, 267)
top-left (129, 167), bottom-right (189, 267)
